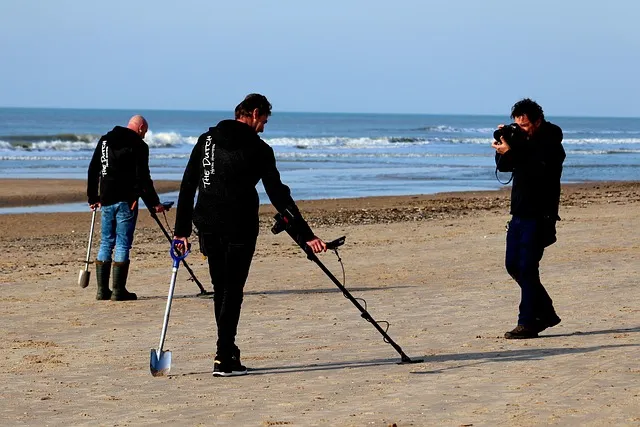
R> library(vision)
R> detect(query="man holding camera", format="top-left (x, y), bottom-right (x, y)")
top-left (491, 98), bottom-right (566, 339)
top-left (173, 94), bottom-right (326, 377)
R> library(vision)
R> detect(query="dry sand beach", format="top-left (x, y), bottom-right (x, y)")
top-left (0, 179), bottom-right (638, 426)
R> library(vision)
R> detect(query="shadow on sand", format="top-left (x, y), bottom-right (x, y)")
top-left (168, 326), bottom-right (638, 377)
top-left (138, 284), bottom-right (411, 300)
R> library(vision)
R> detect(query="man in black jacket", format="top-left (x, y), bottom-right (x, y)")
top-left (173, 94), bottom-right (326, 377)
top-left (491, 99), bottom-right (566, 339)
top-left (87, 115), bottom-right (165, 301)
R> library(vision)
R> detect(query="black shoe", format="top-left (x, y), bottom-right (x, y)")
top-left (212, 358), bottom-right (247, 377)
top-left (504, 325), bottom-right (539, 339)
top-left (534, 314), bottom-right (562, 333)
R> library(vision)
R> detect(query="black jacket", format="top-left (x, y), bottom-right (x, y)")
top-left (495, 120), bottom-right (566, 219)
top-left (87, 126), bottom-right (160, 208)
top-left (174, 120), bottom-right (313, 240)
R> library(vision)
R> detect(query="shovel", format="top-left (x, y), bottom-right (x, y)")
top-left (150, 240), bottom-right (190, 377)
top-left (78, 209), bottom-right (98, 288)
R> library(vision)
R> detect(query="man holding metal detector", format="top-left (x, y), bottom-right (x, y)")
top-left (491, 98), bottom-right (566, 339)
top-left (87, 115), bottom-right (166, 301)
top-left (173, 94), bottom-right (326, 377)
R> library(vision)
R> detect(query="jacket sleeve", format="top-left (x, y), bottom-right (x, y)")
top-left (87, 140), bottom-right (102, 204)
top-left (259, 143), bottom-right (315, 241)
top-left (174, 139), bottom-right (203, 238)
top-left (135, 143), bottom-right (161, 209)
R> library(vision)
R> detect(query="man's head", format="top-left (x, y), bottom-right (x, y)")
top-left (127, 115), bottom-right (149, 138)
top-left (510, 98), bottom-right (544, 137)
top-left (235, 93), bottom-right (272, 133)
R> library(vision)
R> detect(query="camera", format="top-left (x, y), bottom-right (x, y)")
top-left (493, 123), bottom-right (526, 146)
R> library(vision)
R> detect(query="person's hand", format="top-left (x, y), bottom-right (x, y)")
top-left (492, 137), bottom-right (511, 155)
top-left (89, 202), bottom-right (100, 210)
top-left (154, 203), bottom-right (165, 213)
top-left (492, 125), bottom-right (510, 154)
top-left (173, 236), bottom-right (189, 253)
top-left (306, 237), bottom-right (327, 253)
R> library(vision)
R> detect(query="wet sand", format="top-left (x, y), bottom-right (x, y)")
top-left (0, 180), bottom-right (638, 426)
top-left (0, 178), bottom-right (182, 208)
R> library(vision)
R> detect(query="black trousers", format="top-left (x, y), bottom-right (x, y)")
top-left (201, 233), bottom-right (256, 359)
top-left (505, 216), bottom-right (556, 326)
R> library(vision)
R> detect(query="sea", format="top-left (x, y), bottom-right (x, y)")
top-left (1, 107), bottom-right (639, 214)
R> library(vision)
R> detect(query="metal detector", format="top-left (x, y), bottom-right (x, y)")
top-left (148, 202), bottom-right (214, 298)
top-left (271, 210), bottom-right (423, 364)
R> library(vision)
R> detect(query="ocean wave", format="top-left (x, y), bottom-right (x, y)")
top-left (274, 151), bottom-right (481, 159)
top-left (0, 153), bottom-right (192, 161)
top-left (2, 131), bottom-right (640, 153)
top-left (566, 148), bottom-right (640, 155)
top-left (563, 129), bottom-right (640, 135)
top-left (145, 131), bottom-right (198, 147)
top-left (563, 138), bottom-right (640, 145)
top-left (450, 137), bottom-right (640, 145)
top-left (0, 131), bottom-right (198, 151)
top-left (0, 155), bottom-right (92, 161)
top-left (0, 133), bottom-right (98, 144)
top-left (409, 125), bottom-right (494, 133)
top-left (264, 136), bottom-right (429, 148)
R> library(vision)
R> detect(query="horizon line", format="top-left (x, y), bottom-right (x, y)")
top-left (0, 105), bottom-right (639, 120)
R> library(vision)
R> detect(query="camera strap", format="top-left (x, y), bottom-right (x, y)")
top-left (495, 156), bottom-right (514, 185)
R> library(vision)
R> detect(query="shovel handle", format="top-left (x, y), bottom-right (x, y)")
top-left (170, 239), bottom-right (190, 263)
top-left (84, 209), bottom-right (98, 268)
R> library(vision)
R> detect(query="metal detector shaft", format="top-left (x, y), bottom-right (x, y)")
top-left (273, 211), bottom-right (420, 363)
top-left (304, 249), bottom-right (418, 363)
top-left (149, 211), bottom-right (208, 294)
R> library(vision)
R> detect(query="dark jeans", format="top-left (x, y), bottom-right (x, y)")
top-left (201, 233), bottom-right (257, 359)
top-left (505, 216), bottom-right (556, 326)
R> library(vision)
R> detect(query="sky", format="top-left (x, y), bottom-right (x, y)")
top-left (1, 1), bottom-right (639, 117)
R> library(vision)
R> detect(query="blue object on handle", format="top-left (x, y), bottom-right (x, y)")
top-left (170, 239), bottom-right (190, 267)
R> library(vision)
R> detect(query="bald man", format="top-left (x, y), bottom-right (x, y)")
top-left (87, 115), bottom-right (165, 301)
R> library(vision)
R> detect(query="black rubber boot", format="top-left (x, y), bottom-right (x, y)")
top-left (95, 260), bottom-right (112, 300)
top-left (111, 261), bottom-right (137, 301)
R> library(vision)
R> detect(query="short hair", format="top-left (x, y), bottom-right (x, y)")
top-left (234, 93), bottom-right (272, 119)
top-left (511, 98), bottom-right (545, 123)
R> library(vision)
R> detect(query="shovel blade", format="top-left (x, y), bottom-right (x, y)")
top-left (78, 270), bottom-right (91, 288)
top-left (150, 349), bottom-right (172, 377)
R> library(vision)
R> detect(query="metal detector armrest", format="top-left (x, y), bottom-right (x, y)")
top-left (326, 236), bottom-right (346, 250)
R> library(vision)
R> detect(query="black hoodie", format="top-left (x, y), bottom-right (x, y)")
top-left (174, 120), bottom-right (313, 240)
top-left (495, 120), bottom-right (566, 219)
top-left (87, 126), bottom-right (160, 208)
